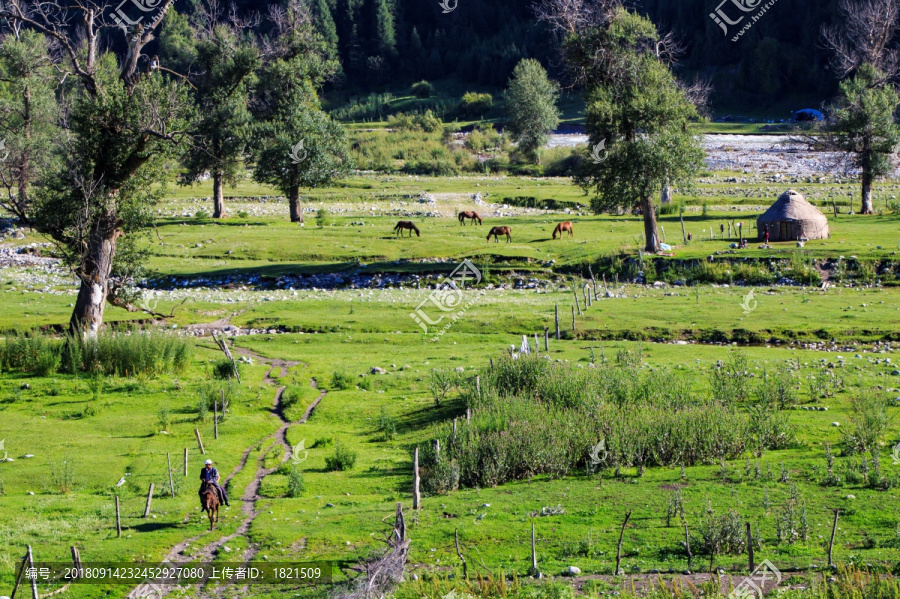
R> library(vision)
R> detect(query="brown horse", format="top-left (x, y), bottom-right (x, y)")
top-left (200, 481), bottom-right (219, 530)
top-left (458, 211), bottom-right (482, 225)
top-left (552, 221), bottom-right (574, 239)
top-left (487, 226), bottom-right (512, 243)
top-left (393, 221), bottom-right (420, 237)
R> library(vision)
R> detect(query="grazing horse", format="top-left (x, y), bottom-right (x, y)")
top-left (393, 221), bottom-right (420, 237)
top-left (200, 481), bottom-right (220, 530)
top-left (552, 221), bottom-right (574, 239)
top-left (458, 211), bottom-right (482, 226)
top-left (487, 226), bottom-right (512, 243)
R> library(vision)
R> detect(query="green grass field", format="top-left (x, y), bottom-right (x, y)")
top-left (3, 162), bottom-right (900, 599)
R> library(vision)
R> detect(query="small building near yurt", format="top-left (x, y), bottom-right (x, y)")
top-left (757, 190), bottom-right (829, 242)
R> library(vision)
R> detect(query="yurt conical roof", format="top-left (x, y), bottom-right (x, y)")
top-left (757, 189), bottom-right (829, 240)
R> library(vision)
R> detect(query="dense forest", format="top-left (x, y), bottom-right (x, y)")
top-left (162, 0), bottom-right (844, 111)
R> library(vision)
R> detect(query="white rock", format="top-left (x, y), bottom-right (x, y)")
top-left (565, 566), bottom-right (582, 576)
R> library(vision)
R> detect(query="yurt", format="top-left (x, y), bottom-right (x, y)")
top-left (757, 190), bottom-right (829, 242)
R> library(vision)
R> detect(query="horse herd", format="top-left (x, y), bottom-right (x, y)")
top-left (393, 211), bottom-right (574, 243)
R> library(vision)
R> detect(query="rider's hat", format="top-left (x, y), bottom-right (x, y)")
top-left (205, 459), bottom-right (213, 465)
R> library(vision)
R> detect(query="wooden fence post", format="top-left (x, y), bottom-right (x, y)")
top-left (571, 305), bottom-right (576, 331)
top-left (680, 209), bottom-right (687, 244)
top-left (214, 397), bottom-right (219, 440)
top-left (194, 429), bottom-right (205, 454)
top-left (167, 453), bottom-right (175, 499)
top-left (26, 545), bottom-right (38, 599)
top-left (828, 509), bottom-right (840, 568)
top-left (746, 522), bottom-right (754, 572)
top-left (534, 333), bottom-right (539, 355)
top-left (684, 521), bottom-right (692, 571)
top-left (555, 304), bottom-right (560, 339)
top-left (143, 483), bottom-right (154, 518)
top-left (115, 496), bottom-right (122, 537)
top-left (452, 419), bottom-right (457, 445)
top-left (184, 447), bottom-right (188, 476)
top-left (530, 522), bottom-right (538, 575)
top-left (615, 510), bottom-right (632, 575)
top-left (455, 528), bottom-right (468, 580)
top-left (476, 375), bottom-right (481, 397)
top-left (434, 439), bottom-right (440, 459)
top-left (588, 265), bottom-right (599, 300)
top-left (543, 327), bottom-right (549, 352)
top-left (466, 408), bottom-right (471, 422)
top-left (10, 552), bottom-right (27, 599)
top-left (71, 546), bottom-right (83, 579)
top-left (573, 288), bottom-right (582, 315)
top-left (412, 448), bottom-right (421, 510)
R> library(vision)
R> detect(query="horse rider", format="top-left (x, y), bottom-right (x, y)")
top-left (199, 459), bottom-right (229, 507)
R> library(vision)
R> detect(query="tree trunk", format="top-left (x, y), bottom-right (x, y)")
top-left (289, 186), bottom-right (303, 223)
top-left (17, 83), bottom-right (31, 212)
top-left (212, 171), bottom-right (226, 218)
top-left (641, 193), bottom-right (661, 252)
top-left (69, 214), bottom-right (122, 335)
top-left (860, 169), bottom-right (875, 214)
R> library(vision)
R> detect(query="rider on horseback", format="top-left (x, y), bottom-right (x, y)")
top-left (199, 459), bottom-right (229, 507)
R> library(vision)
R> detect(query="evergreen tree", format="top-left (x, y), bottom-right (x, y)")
top-left (310, 0), bottom-right (340, 62)
top-left (505, 58), bottom-right (560, 164)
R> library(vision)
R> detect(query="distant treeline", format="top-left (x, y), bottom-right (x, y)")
top-left (169, 0), bottom-right (846, 109)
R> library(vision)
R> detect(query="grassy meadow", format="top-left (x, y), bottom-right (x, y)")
top-left (3, 156), bottom-right (900, 599)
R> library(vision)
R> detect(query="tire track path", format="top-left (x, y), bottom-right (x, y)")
top-left (128, 347), bottom-right (326, 599)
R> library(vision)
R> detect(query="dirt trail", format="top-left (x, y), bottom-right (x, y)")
top-left (128, 351), bottom-right (326, 599)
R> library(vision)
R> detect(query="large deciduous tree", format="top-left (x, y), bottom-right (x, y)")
top-left (822, 0), bottom-right (900, 214)
top-left (177, 4), bottom-right (260, 218)
top-left (829, 64), bottom-right (900, 214)
top-left (538, 0), bottom-right (704, 252)
top-left (250, 1), bottom-right (350, 223)
top-left (0, 0), bottom-right (193, 334)
top-left (505, 58), bottom-right (560, 164)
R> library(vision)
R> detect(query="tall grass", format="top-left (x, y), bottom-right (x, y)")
top-left (0, 329), bottom-right (191, 377)
top-left (423, 355), bottom-right (776, 490)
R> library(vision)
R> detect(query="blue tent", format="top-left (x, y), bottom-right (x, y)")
top-left (792, 109), bottom-right (824, 122)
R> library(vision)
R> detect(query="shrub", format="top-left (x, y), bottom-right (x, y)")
top-left (287, 466), bottom-right (304, 498)
top-left (377, 406), bottom-right (397, 441)
top-left (315, 208), bottom-right (329, 227)
top-left (388, 110), bottom-right (443, 133)
top-left (429, 369), bottom-right (459, 407)
top-left (325, 442), bottom-right (357, 471)
top-left (331, 371), bottom-right (354, 390)
top-left (411, 80), bottom-right (434, 98)
top-left (844, 393), bottom-right (892, 453)
top-left (212, 359), bottom-right (239, 380)
top-left (157, 404), bottom-right (171, 431)
top-left (236, 210), bottom-right (249, 218)
top-left (311, 437), bottom-right (333, 448)
top-left (195, 209), bottom-right (209, 219)
top-left (457, 92), bottom-right (493, 118)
